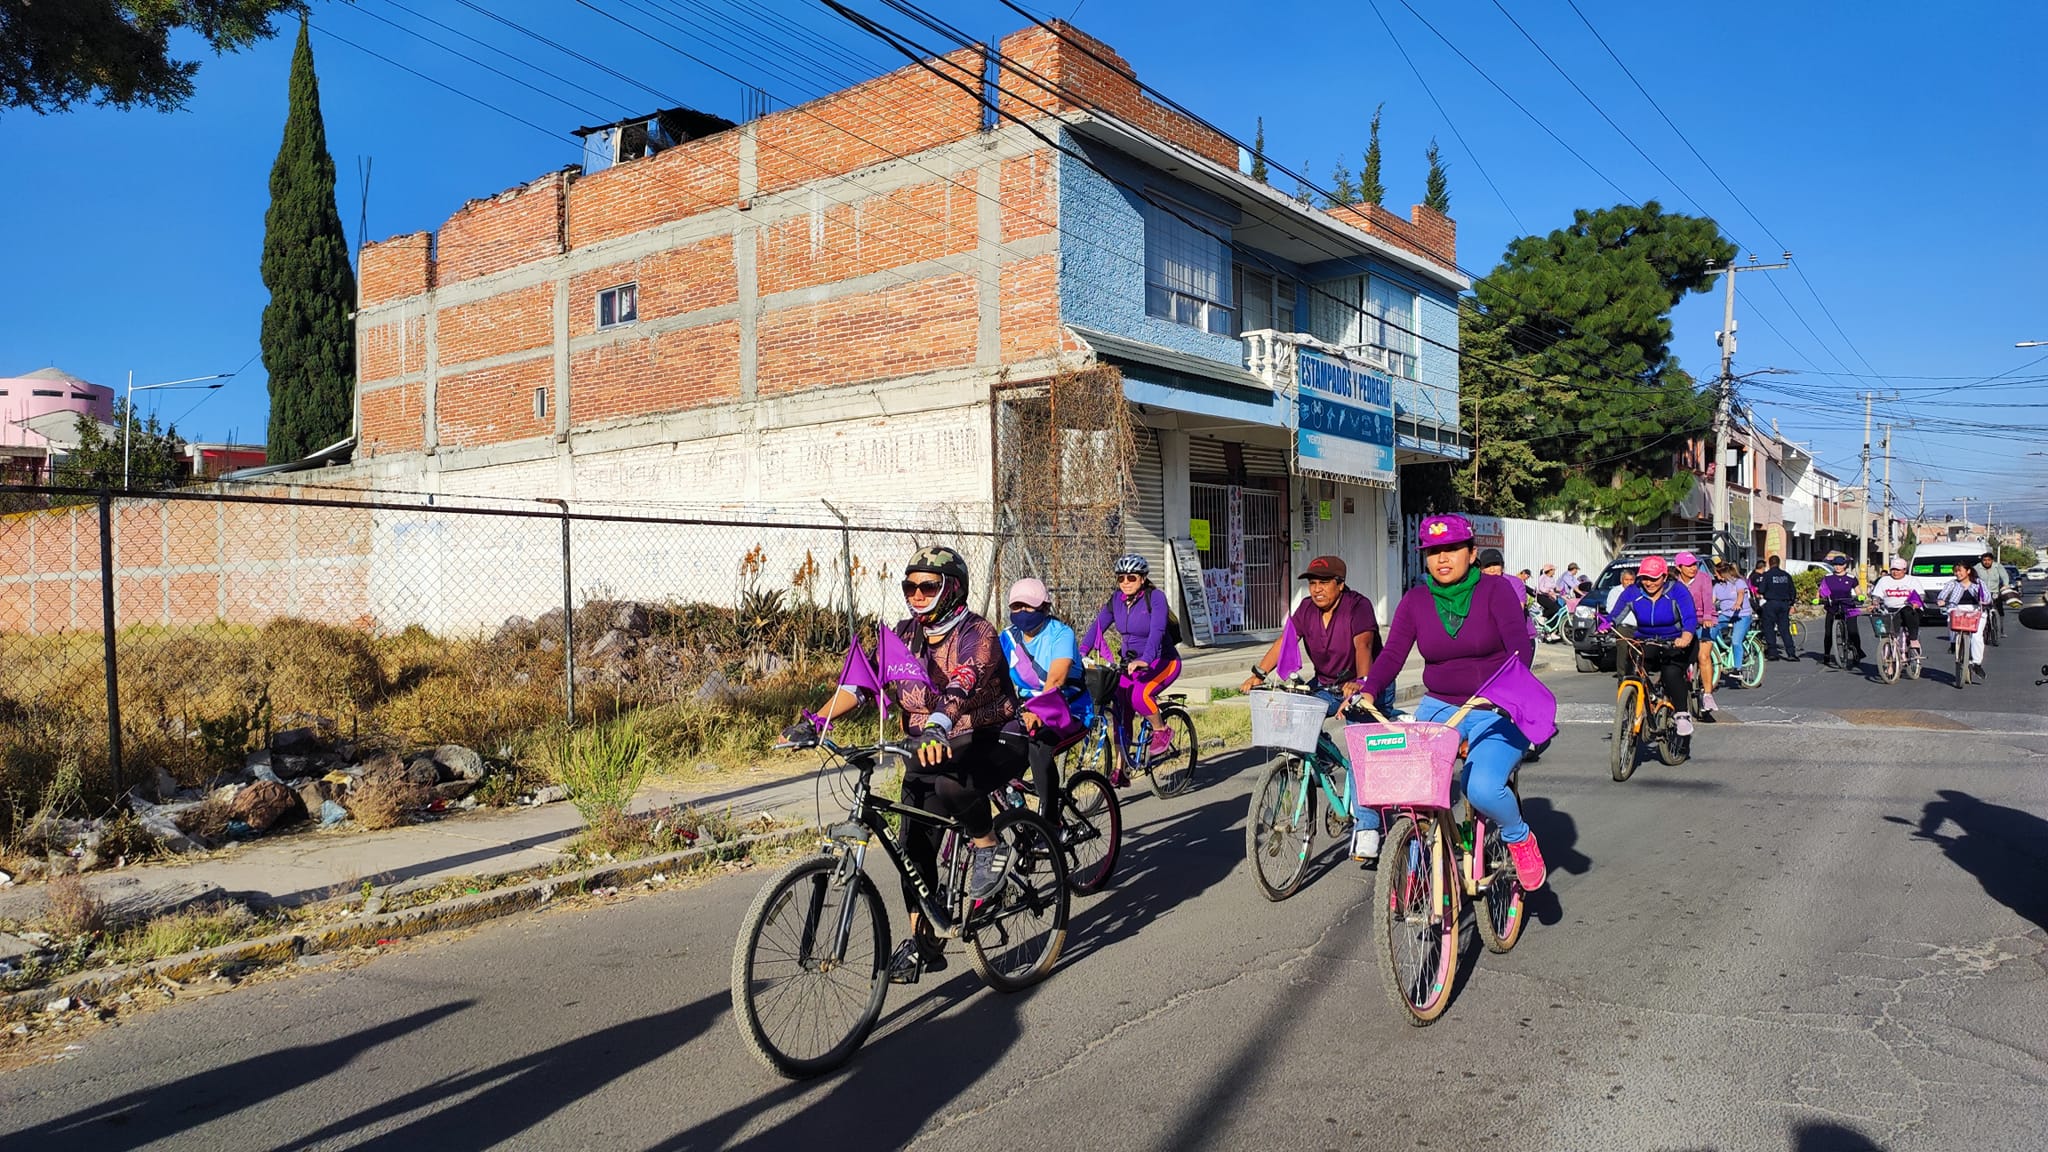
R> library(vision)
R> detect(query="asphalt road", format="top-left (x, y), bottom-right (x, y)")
top-left (5, 627), bottom-right (2047, 1152)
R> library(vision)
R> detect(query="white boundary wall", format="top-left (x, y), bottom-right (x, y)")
top-left (1499, 517), bottom-right (1613, 583)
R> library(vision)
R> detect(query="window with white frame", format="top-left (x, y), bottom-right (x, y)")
top-left (597, 282), bottom-right (638, 328)
top-left (1306, 274), bottom-right (1419, 377)
top-left (1143, 199), bottom-right (1233, 335)
top-left (1234, 266), bottom-right (1297, 335)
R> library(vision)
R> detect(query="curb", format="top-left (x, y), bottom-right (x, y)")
top-left (1, 826), bottom-right (812, 1025)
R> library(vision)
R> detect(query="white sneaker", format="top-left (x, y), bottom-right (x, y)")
top-left (1674, 714), bottom-right (1694, 737)
top-left (1700, 690), bottom-right (1718, 712)
top-left (1351, 828), bottom-right (1381, 860)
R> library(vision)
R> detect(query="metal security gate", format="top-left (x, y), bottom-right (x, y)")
top-left (1190, 482), bottom-right (1287, 635)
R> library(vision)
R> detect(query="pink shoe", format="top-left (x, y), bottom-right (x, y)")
top-left (1147, 726), bottom-right (1174, 758)
top-left (1505, 833), bottom-right (1547, 891)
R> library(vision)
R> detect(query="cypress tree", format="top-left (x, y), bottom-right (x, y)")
top-left (1249, 117), bottom-right (1268, 184)
top-left (1423, 138), bottom-right (1450, 213)
top-left (1360, 103), bottom-right (1386, 206)
top-left (260, 19), bottom-right (357, 463)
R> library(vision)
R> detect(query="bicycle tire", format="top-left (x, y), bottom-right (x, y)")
top-left (1741, 635), bottom-right (1766, 688)
top-left (1955, 634), bottom-right (1970, 689)
top-left (1879, 637), bottom-right (1901, 684)
top-left (1611, 683), bottom-right (1640, 782)
top-left (1058, 770), bottom-right (1121, 896)
top-left (1376, 814), bottom-right (1458, 1025)
top-left (1474, 814), bottom-right (1526, 955)
top-left (1142, 707), bottom-right (1198, 798)
top-left (964, 807), bottom-right (1069, 992)
top-left (1988, 610), bottom-right (2001, 647)
top-left (1245, 754), bottom-right (1316, 902)
top-left (730, 853), bottom-right (890, 1078)
top-left (1656, 708), bottom-right (1689, 766)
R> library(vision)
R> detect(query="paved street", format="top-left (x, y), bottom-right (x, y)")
top-left (4, 628), bottom-right (2047, 1152)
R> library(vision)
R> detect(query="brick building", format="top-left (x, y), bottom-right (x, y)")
top-left (346, 23), bottom-right (1465, 641)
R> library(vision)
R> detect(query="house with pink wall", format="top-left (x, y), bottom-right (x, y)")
top-left (0, 367), bottom-right (115, 481)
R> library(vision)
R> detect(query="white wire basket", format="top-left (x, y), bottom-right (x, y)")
top-left (1248, 690), bottom-right (1328, 755)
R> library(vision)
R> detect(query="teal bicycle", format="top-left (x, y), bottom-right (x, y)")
top-left (1708, 620), bottom-right (1766, 689)
top-left (1243, 682), bottom-right (1356, 901)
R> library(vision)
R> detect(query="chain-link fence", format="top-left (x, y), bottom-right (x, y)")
top-left (0, 482), bottom-right (1115, 838)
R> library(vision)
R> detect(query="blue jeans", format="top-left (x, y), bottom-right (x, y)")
top-left (1711, 615), bottom-right (1751, 665)
top-left (1351, 695), bottom-right (1531, 842)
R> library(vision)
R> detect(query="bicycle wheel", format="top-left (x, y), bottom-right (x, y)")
top-left (1741, 634), bottom-right (1766, 688)
top-left (964, 807), bottom-right (1069, 992)
top-left (1474, 808), bottom-right (1526, 954)
top-left (1141, 707), bottom-right (1198, 798)
top-left (1058, 770), bottom-right (1121, 896)
top-left (1879, 636), bottom-right (1901, 684)
top-left (1955, 634), bottom-right (1970, 688)
top-left (1655, 705), bottom-right (1689, 766)
top-left (1610, 683), bottom-right (1640, 782)
top-left (1376, 814), bottom-right (1459, 1025)
top-left (1245, 754), bottom-right (1316, 902)
top-left (730, 853), bottom-right (890, 1078)
top-left (1987, 610), bottom-right (2001, 647)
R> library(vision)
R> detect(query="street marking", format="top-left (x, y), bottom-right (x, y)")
top-left (1829, 708), bottom-right (1970, 730)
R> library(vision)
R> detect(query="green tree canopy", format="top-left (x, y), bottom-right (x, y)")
top-left (0, 0), bottom-right (302, 115)
top-left (1249, 116), bottom-right (1268, 184)
top-left (53, 402), bottom-right (187, 491)
top-left (260, 18), bottom-right (355, 464)
top-left (1325, 159), bottom-right (1359, 207)
top-left (1461, 202), bottom-right (1734, 528)
top-left (1422, 138), bottom-right (1449, 214)
top-left (1360, 102), bottom-right (1385, 207)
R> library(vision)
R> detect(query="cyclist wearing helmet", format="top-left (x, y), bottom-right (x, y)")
top-left (1085, 554), bottom-right (1182, 759)
top-left (783, 545), bottom-right (1024, 984)
top-left (1351, 514), bottom-right (1547, 887)
top-left (1816, 552), bottom-right (1865, 668)
top-left (1673, 552), bottom-right (1719, 713)
top-left (1610, 555), bottom-right (1701, 736)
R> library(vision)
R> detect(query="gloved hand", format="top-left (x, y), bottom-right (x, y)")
top-left (915, 729), bottom-right (954, 767)
top-left (779, 717), bottom-right (819, 747)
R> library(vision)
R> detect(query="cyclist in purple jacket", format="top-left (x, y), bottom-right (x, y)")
top-left (1084, 555), bottom-right (1182, 759)
top-left (1815, 552), bottom-right (1865, 668)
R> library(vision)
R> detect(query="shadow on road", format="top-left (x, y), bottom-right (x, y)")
top-left (1061, 788), bottom-right (1253, 965)
top-left (0, 1001), bottom-right (472, 1152)
top-left (1791, 1119), bottom-right (1886, 1150)
top-left (1520, 795), bottom-right (1588, 927)
top-left (1888, 788), bottom-right (2048, 932)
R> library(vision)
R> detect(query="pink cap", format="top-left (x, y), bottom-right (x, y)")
top-left (1673, 551), bottom-right (1700, 567)
top-left (1638, 555), bottom-right (1669, 579)
top-left (1416, 514), bottom-right (1474, 550)
top-left (1007, 577), bottom-right (1050, 607)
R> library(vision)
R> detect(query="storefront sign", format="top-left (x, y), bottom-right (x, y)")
top-left (1469, 515), bottom-right (1504, 551)
top-left (1168, 538), bottom-right (1216, 646)
top-left (1317, 500), bottom-right (1333, 522)
top-left (1295, 349), bottom-right (1395, 489)
top-left (1188, 518), bottom-right (1211, 551)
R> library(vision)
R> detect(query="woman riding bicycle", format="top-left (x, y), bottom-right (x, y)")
top-left (998, 577), bottom-right (1092, 817)
top-left (1610, 555), bottom-right (1701, 738)
top-left (1351, 514), bottom-right (1548, 889)
top-left (1940, 562), bottom-right (1988, 679)
top-left (1869, 557), bottom-right (1925, 671)
top-left (1817, 553), bottom-right (1866, 668)
top-left (1084, 555), bottom-right (1181, 760)
top-left (1708, 560), bottom-right (1754, 685)
top-left (1238, 554), bottom-right (1384, 711)
top-left (782, 545), bottom-right (1025, 984)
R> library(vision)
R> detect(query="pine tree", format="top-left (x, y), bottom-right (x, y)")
top-left (1326, 160), bottom-right (1360, 207)
top-left (1360, 103), bottom-right (1386, 207)
top-left (1295, 160), bottom-right (1314, 206)
top-left (1249, 117), bottom-right (1269, 184)
top-left (260, 20), bottom-right (357, 464)
top-left (1423, 137), bottom-right (1450, 214)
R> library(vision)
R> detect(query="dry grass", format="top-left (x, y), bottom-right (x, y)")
top-left (346, 777), bottom-right (428, 831)
top-left (42, 875), bottom-right (105, 937)
top-left (110, 902), bottom-right (259, 965)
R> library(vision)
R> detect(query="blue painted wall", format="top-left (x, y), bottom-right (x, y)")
top-left (1298, 255), bottom-right (1461, 432)
top-left (1057, 132), bottom-right (1246, 367)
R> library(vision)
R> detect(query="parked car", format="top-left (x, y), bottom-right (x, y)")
top-left (1568, 558), bottom-right (1641, 673)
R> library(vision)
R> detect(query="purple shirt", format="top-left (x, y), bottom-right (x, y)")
top-left (1290, 588), bottom-right (1378, 685)
top-left (1086, 586), bottom-right (1179, 668)
top-left (1358, 574), bottom-right (1535, 705)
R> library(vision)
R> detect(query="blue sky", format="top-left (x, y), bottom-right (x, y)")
top-left (3, 0), bottom-right (2043, 529)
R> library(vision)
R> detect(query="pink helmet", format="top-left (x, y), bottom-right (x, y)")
top-left (1637, 555), bottom-right (1670, 579)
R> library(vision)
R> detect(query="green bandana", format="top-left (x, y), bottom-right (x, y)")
top-left (1428, 565), bottom-right (1483, 637)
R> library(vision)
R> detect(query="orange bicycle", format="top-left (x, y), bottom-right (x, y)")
top-left (1611, 636), bottom-right (1689, 781)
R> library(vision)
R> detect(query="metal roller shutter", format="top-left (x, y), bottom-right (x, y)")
top-left (1128, 426), bottom-right (1168, 575)
top-left (1241, 442), bottom-right (1289, 480)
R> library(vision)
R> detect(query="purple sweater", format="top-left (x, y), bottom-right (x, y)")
top-left (1086, 586), bottom-right (1178, 668)
top-left (1358, 574), bottom-right (1535, 705)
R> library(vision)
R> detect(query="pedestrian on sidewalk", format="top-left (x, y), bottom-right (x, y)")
top-left (1756, 555), bottom-right (1798, 660)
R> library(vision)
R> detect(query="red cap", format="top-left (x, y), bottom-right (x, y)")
top-left (1298, 555), bottom-right (1347, 581)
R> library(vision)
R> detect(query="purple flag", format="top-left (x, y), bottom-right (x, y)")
top-left (1473, 652), bottom-right (1558, 746)
top-left (1023, 691), bottom-right (1074, 732)
top-left (1274, 616), bottom-right (1303, 680)
top-left (820, 635), bottom-right (882, 733)
top-left (876, 625), bottom-right (932, 688)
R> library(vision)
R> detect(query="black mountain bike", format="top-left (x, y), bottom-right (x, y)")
top-left (731, 736), bottom-right (1069, 1077)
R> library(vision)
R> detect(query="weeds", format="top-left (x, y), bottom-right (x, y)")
top-left (347, 776), bottom-right (426, 831)
top-left (43, 875), bottom-right (105, 937)
top-left (554, 718), bottom-right (647, 826)
top-left (111, 903), bottom-right (260, 965)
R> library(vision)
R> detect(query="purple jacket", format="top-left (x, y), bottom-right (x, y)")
top-left (1358, 575), bottom-right (1534, 705)
top-left (1086, 586), bottom-right (1179, 668)
top-left (1818, 573), bottom-right (1862, 616)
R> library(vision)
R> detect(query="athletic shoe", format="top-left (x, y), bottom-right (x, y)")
top-left (1109, 768), bottom-right (1130, 789)
top-left (886, 936), bottom-right (947, 985)
top-left (1674, 713), bottom-right (1694, 737)
top-left (1971, 663), bottom-right (1986, 679)
top-left (1505, 833), bottom-right (1547, 891)
top-left (1147, 726), bottom-right (1174, 758)
top-left (969, 842), bottom-right (1014, 901)
top-left (1350, 828), bottom-right (1381, 861)
top-left (1700, 690), bottom-right (1718, 713)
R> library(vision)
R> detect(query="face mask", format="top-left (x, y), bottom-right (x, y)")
top-left (1009, 607), bottom-right (1051, 633)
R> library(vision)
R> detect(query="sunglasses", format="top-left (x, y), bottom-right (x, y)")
top-left (901, 579), bottom-right (944, 596)
top-left (1116, 573), bottom-right (1144, 582)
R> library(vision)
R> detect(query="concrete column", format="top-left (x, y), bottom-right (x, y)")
top-left (736, 123), bottom-right (760, 402)
top-left (1160, 428), bottom-right (1192, 540)
top-left (422, 293), bottom-right (440, 455)
top-left (976, 159), bottom-right (1001, 366)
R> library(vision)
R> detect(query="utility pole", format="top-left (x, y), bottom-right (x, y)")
top-left (1711, 254), bottom-right (1792, 565)
top-left (1856, 392), bottom-right (1874, 591)
top-left (1881, 424), bottom-right (1893, 563)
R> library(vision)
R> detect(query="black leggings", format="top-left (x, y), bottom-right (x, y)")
top-left (1643, 640), bottom-right (1695, 712)
top-left (897, 728), bottom-right (1029, 917)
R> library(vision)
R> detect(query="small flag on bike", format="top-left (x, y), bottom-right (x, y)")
top-left (1474, 652), bottom-right (1558, 746)
top-left (1274, 616), bottom-right (1304, 679)
top-left (821, 635), bottom-right (883, 733)
top-left (876, 625), bottom-right (932, 689)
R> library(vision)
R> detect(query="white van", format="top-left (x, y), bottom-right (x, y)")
top-left (1905, 542), bottom-right (1989, 621)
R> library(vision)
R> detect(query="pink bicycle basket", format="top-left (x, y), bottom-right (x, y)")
top-left (1948, 607), bottom-right (1982, 634)
top-left (1346, 721), bottom-right (1465, 809)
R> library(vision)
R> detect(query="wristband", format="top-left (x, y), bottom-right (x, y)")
top-left (1248, 663), bottom-right (1267, 679)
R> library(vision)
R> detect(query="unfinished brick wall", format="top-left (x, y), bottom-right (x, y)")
top-left (359, 315), bottom-right (426, 385)
top-left (757, 274), bottom-right (980, 394)
top-left (997, 24), bottom-right (1238, 169)
top-left (437, 359), bottom-right (555, 449)
top-left (756, 174), bottom-right (979, 296)
top-left (570, 321), bottom-right (743, 424)
top-left (1324, 201), bottom-right (1459, 269)
top-left (360, 381), bottom-right (425, 457)
top-left (359, 232), bottom-right (432, 307)
top-left (568, 238), bottom-right (739, 339)
top-left (1000, 253), bottom-right (1061, 362)
top-left (753, 47), bottom-right (986, 197)
top-left (565, 133), bottom-right (742, 249)
top-left (436, 283), bottom-right (554, 368)
top-left (436, 171), bottom-right (569, 284)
